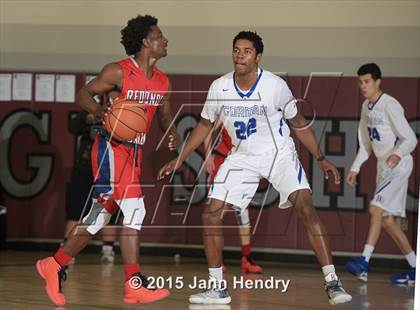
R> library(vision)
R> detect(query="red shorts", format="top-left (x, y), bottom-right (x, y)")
top-left (91, 134), bottom-right (143, 213)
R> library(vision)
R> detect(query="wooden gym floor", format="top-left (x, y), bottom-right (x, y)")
top-left (0, 251), bottom-right (414, 309)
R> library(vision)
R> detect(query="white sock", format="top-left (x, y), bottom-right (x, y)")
top-left (405, 251), bottom-right (416, 268)
top-left (322, 265), bottom-right (337, 282)
top-left (102, 245), bottom-right (113, 254)
top-left (209, 267), bottom-right (223, 282)
top-left (362, 244), bottom-right (375, 262)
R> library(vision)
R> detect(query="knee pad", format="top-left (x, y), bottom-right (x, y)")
top-left (82, 201), bottom-right (112, 235)
top-left (118, 198), bottom-right (146, 231)
top-left (233, 206), bottom-right (250, 226)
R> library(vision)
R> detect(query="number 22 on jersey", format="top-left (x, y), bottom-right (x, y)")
top-left (234, 118), bottom-right (257, 140)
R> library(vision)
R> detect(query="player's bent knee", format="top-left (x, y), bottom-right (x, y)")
top-left (296, 203), bottom-right (319, 225)
top-left (202, 211), bottom-right (221, 225)
top-left (293, 195), bottom-right (315, 215)
top-left (288, 189), bottom-right (311, 205)
top-left (382, 215), bottom-right (395, 229)
top-left (82, 202), bottom-right (113, 235)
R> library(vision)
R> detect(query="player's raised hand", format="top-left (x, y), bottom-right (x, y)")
top-left (386, 154), bottom-right (401, 169)
top-left (318, 159), bottom-right (341, 184)
top-left (168, 132), bottom-right (180, 151)
top-left (158, 158), bottom-right (182, 180)
top-left (205, 154), bottom-right (215, 174)
top-left (346, 171), bottom-right (358, 187)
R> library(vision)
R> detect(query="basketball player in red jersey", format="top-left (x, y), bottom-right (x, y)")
top-left (204, 125), bottom-right (263, 274)
top-left (36, 15), bottom-right (179, 306)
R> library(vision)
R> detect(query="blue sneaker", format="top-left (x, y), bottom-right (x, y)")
top-left (346, 256), bottom-right (369, 282)
top-left (390, 267), bottom-right (415, 285)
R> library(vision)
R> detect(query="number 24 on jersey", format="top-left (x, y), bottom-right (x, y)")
top-left (368, 127), bottom-right (381, 141)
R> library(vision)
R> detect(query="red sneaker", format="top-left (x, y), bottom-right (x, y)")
top-left (123, 273), bottom-right (170, 304)
top-left (241, 255), bottom-right (263, 274)
top-left (36, 257), bottom-right (67, 306)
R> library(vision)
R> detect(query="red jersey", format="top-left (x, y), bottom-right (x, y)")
top-left (213, 127), bottom-right (233, 157)
top-left (91, 58), bottom-right (169, 206)
top-left (116, 57), bottom-right (169, 144)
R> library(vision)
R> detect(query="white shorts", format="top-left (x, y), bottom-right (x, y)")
top-left (370, 155), bottom-right (413, 218)
top-left (208, 148), bottom-right (311, 210)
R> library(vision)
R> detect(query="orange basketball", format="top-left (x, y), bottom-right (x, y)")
top-left (104, 100), bottom-right (148, 141)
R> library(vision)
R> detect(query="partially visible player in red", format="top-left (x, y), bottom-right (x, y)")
top-left (36, 15), bottom-right (179, 306)
top-left (204, 124), bottom-right (263, 274)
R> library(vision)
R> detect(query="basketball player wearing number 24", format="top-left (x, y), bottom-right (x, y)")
top-left (345, 63), bottom-right (417, 284)
top-left (36, 15), bottom-right (179, 306)
top-left (158, 31), bottom-right (352, 306)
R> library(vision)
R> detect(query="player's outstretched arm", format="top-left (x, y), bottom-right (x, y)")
top-left (289, 112), bottom-right (341, 184)
top-left (75, 63), bottom-right (123, 119)
top-left (157, 117), bottom-right (214, 179)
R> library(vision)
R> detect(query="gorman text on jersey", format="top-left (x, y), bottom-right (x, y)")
top-left (222, 105), bottom-right (267, 118)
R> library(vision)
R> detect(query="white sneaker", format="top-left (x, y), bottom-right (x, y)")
top-left (325, 274), bottom-right (352, 305)
top-left (189, 305), bottom-right (231, 310)
top-left (101, 246), bottom-right (115, 264)
top-left (189, 289), bottom-right (231, 304)
top-left (357, 271), bottom-right (368, 282)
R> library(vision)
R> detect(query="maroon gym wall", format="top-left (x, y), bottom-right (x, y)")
top-left (0, 71), bottom-right (418, 255)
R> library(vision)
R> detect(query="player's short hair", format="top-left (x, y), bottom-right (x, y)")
top-left (233, 31), bottom-right (264, 54)
top-left (120, 15), bottom-right (158, 55)
top-left (357, 63), bottom-right (382, 80)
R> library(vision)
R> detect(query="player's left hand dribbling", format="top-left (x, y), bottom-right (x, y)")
top-left (386, 154), bottom-right (401, 169)
top-left (318, 159), bottom-right (341, 184)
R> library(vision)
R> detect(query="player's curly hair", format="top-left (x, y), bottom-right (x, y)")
top-left (120, 15), bottom-right (158, 55)
top-left (233, 31), bottom-right (264, 54)
top-left (357, 63), bottom-right (382, 80)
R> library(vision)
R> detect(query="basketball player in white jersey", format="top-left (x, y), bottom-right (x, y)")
top-left (158, 31), bottom-right (352, 305)
top-left (345, 63), bottom-right (417, 284)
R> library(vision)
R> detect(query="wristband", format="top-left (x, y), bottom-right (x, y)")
top-left (316, 155), bottom-right (326, 162)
